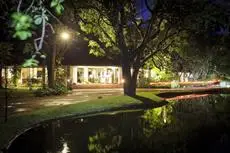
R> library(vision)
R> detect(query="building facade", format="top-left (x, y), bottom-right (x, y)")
top-left (1, 65), bottom-right (158, 88)
top-left (1, 65), bottom-right (124, 87)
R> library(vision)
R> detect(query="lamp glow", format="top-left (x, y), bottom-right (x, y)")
top-left (60, 32), bottom-right (70, 40)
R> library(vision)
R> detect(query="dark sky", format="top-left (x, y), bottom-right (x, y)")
top-left (136, 0), bottom-right (152, 20)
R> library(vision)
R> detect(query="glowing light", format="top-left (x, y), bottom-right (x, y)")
top-left (121, 79), bottom-right (125, 83)
top-left (165, 94), bottom-right (209, 101)
top-left (61, 142), bottom-right (70, 153)
top-left (150, 80), bottom-right (220, 87)
top-left (15, 108), bottom-right (28, 112)
top-left (67, 79), bottom-right (70, 82)
top-left (60, 32), bottom-right (70, 40)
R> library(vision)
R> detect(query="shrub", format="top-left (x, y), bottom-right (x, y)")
top-left (171, 80), bottom-right (180, 88)
top-left (137, 78), bottom-right (151, 88)
top-left (53, 83), bottom-right (68, 95)
top-left (33, 83), bottom-right (68, 97)
top-left (34, 88), bottom-right (54, 97)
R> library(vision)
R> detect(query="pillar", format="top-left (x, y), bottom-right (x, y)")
top-left (112, 67), bottom-right (116, 83)
top-left (84, 67), bottom-right (88, 83)
top-left (72, 67), bottom-right (78, 84)
top-left (118, 67), bottom-right (122, 84)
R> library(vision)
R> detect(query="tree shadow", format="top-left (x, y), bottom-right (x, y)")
top-left (157, 92), bottom-right (193, 98)
top-left (132, 95), bottom-right (168, 109)
top-left (156, 89), bottom-right (225, 98)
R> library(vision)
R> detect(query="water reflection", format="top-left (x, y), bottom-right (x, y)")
top-left (8, 95), bottom-right (230, 153)
top-left (88, 128), bottom-right (122, 153)
top-left (60, 142), bottom-right (70, 153)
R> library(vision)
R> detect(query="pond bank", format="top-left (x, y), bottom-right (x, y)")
top-left (7, 94), bottom-right (230, 153)
top-left (1, 88), bottom-right (230, 152)
top-left (0, 92), bottom-right (163, 151)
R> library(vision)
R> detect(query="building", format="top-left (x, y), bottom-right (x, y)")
top-left (1, 40), bottom-right (155, 88)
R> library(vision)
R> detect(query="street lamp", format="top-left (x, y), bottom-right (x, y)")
top-left (60, 31), bottom-right (70, 40)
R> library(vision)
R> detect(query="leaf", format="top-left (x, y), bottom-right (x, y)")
top-left (11, 12), bottom-right (22, 20)
top-left (15, 23), bottom-right (23, 31)
top-left (55, 4), bottom-right (64, 15)
top-left (22, 59), bottom-right (39, 67)
top-left (19, 15), bottom-right (29, 23)
top-left (40, 55), bottom-right (46, 59)
top-left (35, 51), bottom-right (41, 55)
top-left (50, 0), bottom-right (58, 8)
top-left (14, 31), bottom-right (32, 40)
top-left (32, 55), bottom-right (36, 59)
top-left (45, 15), bottom-right (49, 21)
top-left (33, 15), bottom-right (40, 19)
top-left (34, 17), bottom-right (42, 25)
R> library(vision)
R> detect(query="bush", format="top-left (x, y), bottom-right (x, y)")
top-left (171, 80), bottom-right (180, 88)
top-left (33, 83), bottom-right (68, 97)
top-left (53, 83), bottom-right (68, 95)
top-left (34, 88), bottom-right (54, 97)
top-left (137, 78), bottom-right (151, 88)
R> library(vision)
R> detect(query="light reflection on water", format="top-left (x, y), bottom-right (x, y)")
top-left (60, 142), bottom-right (69, 153)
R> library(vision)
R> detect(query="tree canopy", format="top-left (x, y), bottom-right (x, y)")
top-left (62, 0), bottom-right (228, 95)
top-left (2, 0), bottom-right (230, 94)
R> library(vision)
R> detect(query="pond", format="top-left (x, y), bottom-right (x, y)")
top-left (7, 95), bottom-right (230, 153)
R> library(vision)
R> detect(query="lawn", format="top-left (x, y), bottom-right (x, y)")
top-left (0, 88), bottom-right (34, 99)
top-left (0, 91), bottom-right (164, 150)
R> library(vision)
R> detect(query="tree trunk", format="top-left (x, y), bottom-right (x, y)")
top-left (0, 66), bottom-right (2, 88)
top-left (117, 7), bottom-right (139, 96)
top-left (47, 43), bottom-right (56, 88)
top-left (42, 64), bottom-right (46, 89)
top-left (122, 63), bottom-right (139, 96)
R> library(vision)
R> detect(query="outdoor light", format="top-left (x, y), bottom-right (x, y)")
top-left (121, 78), bottom-right (125, 83)
top-left (163, 118), bottom-right (167, 123)
top-left (60, 31), bottom-right (70, 40)
top-left (67, 79), bottom-right (70, 82)
top-left (61, 142), bottom-right (70, 153)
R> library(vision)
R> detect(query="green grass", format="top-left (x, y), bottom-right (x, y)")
top-left (0, 92), bottom-right (164, 150)
top-left (0, 88), bottom-right (34, 99)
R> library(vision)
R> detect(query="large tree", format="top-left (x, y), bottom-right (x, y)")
top-left (66, 0), bottom-right (222, 96)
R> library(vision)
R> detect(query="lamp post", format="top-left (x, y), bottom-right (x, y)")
top-left (48, 30), bottom-right (71, 88)
top-left (4, 65), bottom-right (8, 123)
top-left (60, 31), bottom-right (71, 88)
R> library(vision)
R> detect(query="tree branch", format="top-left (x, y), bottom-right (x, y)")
top-left (134, 18), bottom-right (163, 56)
top-left (17, 0), bottom-right (22, 12)
top-left (25, 0), bottom-right (34, 13)
top-left (97, 15), bottom-right (116, 46)
top-left (46, 8), bottom-right (62, 24)
top-left (141, 39), bottom-right (175, 67)
top-left (132, 19), bottom-right (144, 40)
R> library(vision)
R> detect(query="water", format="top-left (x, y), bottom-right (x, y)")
top-left (8, 95), bottom-right (230, 153)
